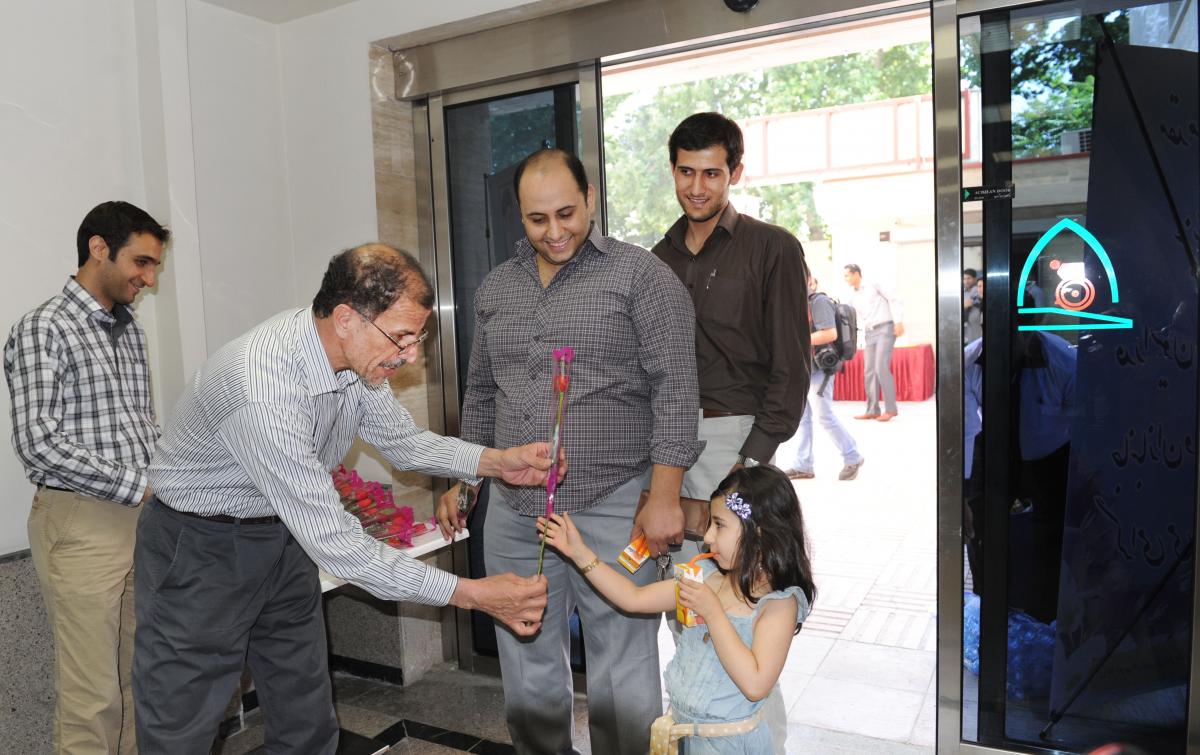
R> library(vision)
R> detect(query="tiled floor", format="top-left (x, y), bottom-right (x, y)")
top-left (220, 398), bottom-right (937, 753)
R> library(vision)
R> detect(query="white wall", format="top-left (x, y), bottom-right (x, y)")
top-left (276, 0), bottom-right (532, 291)
top-left (0, 0), bottom-right (537, 554)
top-left (186, 0), bottom-right (299, 350)
top-left (0, 0), bottom-right (157, 554)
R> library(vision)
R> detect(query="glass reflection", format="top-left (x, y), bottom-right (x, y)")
top-left (959, 1), bottom-right (1198, 751)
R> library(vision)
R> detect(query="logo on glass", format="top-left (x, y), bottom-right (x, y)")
top-left (1016, 218), bottom-right (1133, 332)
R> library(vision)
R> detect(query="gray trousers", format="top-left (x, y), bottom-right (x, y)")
top-left (485, 475), bottom-right (660, 755)
top-left (864, 322), bottom-right (899, 415)
top-left (133, 499), bottom-right (337, 754)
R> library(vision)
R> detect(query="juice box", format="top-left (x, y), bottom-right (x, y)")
top-left (674, 552), bottom-right (715, 627)
top-left (617, 535), bottom-right (651, 573)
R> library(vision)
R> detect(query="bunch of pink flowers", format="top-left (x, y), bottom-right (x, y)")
top-left (332, 465), bottom-right (432, 547)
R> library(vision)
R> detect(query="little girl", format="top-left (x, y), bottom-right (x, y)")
top-left (538, 466), bottom-right (816, 754)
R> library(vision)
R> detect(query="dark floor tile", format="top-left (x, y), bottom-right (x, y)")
top-left (404, 719), bottom-right (483, 750)
top-left (468, 739), bottom-right (518, 754)
top-left (375, 719), bottom-right (408, 745)
top-left (335, 728), bottom-right (389, 755)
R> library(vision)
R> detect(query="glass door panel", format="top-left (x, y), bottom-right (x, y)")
top-left (957, 1), bottom-right (1198, 752)
top-left (429, 72), bottom-right (599, 671)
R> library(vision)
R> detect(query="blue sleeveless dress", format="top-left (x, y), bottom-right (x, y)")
top-left (662, 561), bottom-right (812, 754)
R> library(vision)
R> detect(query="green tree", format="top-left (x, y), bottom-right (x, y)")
top-left (959, 12), bottom-right (1129, 157)
top-left (1013, 75), bottom-right (1096, 156)
top-left (603, 42), bottom-right (932, 249)
top-left (743, 183), bottom-right (824, 240)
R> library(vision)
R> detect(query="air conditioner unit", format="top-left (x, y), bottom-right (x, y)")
top-left (1060, 128), bottom-right (1092, 154)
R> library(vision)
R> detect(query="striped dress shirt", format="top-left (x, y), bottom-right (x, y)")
top-left (4, 278), bottom-right (157, 505)
top-left (462, 225), bottom-right (703, 516)
top-left (149, 308), bottom-right (485, 605)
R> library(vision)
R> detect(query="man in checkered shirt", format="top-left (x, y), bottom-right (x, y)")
top-left (437, 149), bottom-right (703, 754)
top-left (4, 200), bottom-right (168, 754)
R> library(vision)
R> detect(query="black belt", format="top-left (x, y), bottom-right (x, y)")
top-left (40, 485), bottom-right (74, 493)
top-left (161, 500), bottom-right (280, 526)
top-left (702, 409), bottom-right (738, 419)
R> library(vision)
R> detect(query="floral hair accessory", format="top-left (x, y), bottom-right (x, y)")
top-left (725, 492), bottom-right (751, 521)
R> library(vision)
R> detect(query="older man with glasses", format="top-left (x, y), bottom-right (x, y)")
top-left (132, 243), bottom-right (559, 753)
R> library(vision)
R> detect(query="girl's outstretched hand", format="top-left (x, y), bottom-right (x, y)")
top-left (677, 576), bottom-right (723, 622)
top-left (536, 513), bottom-right (589, 565)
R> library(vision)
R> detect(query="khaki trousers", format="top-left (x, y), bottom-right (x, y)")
top-left (28, 487), bottom-right (140, 754)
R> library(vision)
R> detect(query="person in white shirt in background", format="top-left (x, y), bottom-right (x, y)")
top-left (843, 262), bottom-right (905, 422)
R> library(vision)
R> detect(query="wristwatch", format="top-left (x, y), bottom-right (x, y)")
top-left (737, 454), bottom-right (760, 468)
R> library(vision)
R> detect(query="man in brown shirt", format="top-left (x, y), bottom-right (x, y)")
top-left (649, 112), bottom-right (811, 515)
top-left (649, 111), bottom-right (809, 752)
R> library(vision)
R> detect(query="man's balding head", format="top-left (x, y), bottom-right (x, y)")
top-left (312, 243), bottom-right (433, 319)
top-left (513, 149), bottom-right (589, 203)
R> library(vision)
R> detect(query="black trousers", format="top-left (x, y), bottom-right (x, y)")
top-left (132, 499), bottom-right (337, 754)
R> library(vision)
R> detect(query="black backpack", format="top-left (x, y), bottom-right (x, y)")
top-left (810, 292), bottom-right (857, 370)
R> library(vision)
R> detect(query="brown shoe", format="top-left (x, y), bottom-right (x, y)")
top-left (854, 413), bottom-right (880, 420)
top-left (877, 412), bottom-right (897, 422)
top-left (838, 459), bottom-right (864, 480)
top-left (783, 468), bottom-right (815, 480)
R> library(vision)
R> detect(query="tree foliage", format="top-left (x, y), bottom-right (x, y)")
top-left (603, 43), bottom-right (932, 249)
top-left (960, 12), bottom-right (1129, 157)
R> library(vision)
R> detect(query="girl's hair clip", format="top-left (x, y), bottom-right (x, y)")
top-left (725, 492), bottom-right (751, 520)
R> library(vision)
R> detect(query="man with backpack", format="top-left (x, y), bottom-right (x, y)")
top-left (784, 273), bottom-right (865, 481)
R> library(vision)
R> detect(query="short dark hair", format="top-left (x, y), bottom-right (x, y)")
top-left (844, 263), bottom-right (862, 275)
top-left (76, 201), bottom-right (170, 267)
top-left (312, 244), bottom-right (434, 319)
top-left (964, 268), bottom-right (978, 278)
top-left (713, 466), bottom-right (816, 632)
top-left (668, 112), bottom-right (744, 172)
top-left (512, 148), bottom-right (589, 199)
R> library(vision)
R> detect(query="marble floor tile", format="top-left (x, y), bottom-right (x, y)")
top-left (814, 639), bottom-right (935, 693)
top-left (332, 671), bottom-right (393, 705)
top-left (388, 740), bottom-right (471, 754)
top-left (341, 665), bottom-right (513, 745)
top-left (336, 702), bottom-right (407, 738)
top-left (788, 676), bottom-right (925, 741)
top-left (785, 724), bottom-right (933, 754)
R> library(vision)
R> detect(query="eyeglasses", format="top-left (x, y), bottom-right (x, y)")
top-left (357, 312), bottom-right (428, 353)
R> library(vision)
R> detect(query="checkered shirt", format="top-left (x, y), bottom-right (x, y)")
top-left (4, 278), bottom-right (157, 505)
top-left (461, 225), bottom-right (704, 516)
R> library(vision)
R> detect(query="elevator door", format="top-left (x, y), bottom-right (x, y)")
top-left (426, 66), bottom-right (604, 672)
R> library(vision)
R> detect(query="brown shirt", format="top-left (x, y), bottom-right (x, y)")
top-left (651, 204), bottom-right (811, 461)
